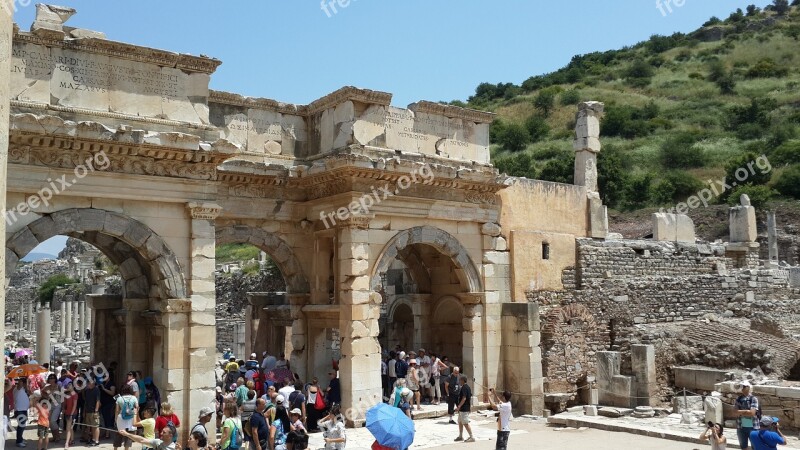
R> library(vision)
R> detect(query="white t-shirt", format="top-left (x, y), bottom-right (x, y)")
top-left (498, 402), bottom-right (512, 432)
top-left (278, 385), bottom-right (294, 400)
top-left (13, 388), bottom-right (29, 411)
top-left (127, 379), bottom-right (139, 395)
top-left (387, 359), bottom-right (397, 378)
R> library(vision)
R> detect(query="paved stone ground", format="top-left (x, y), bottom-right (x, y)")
top-left (2, 411), bottom-right (751, 450)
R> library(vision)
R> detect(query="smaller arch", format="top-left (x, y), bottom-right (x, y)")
top-left (432, 295), bottom-right (464, 320)
top-left (215, 225), bottom-right (310, 294)
top-left (387, 296), bottom-right (414, 321)
top-left (371, 226), bottom-right (482, 293)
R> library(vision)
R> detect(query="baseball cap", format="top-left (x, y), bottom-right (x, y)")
top-left (409, 359), bottom-right (417, 365)
top-left (398, 351), bottom-right (405, 359)
top-left (276, 394), bottom-right (285, 404)
top-left (250, 353), bottom-right (257, 359)
top-left (198, 407), bottom-right (214, 419)
top-left (760, 416), bottom-right (778, 427)
top-left (289, 408), bottom-right (302, 416)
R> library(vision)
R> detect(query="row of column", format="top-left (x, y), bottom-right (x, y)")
top-left (17, 301), bottom-right (34, 331)
top-left (57, 298), bottom-right (91, 339)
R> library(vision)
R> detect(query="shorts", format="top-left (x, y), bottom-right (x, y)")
top-left (736, 427), bottom-right (753, 450)
top-left (496, 430), bottom-right (510, 450)
top-left (114, 432), bottom-right (132, 448)
top-left (85, 412), bottom-right (100, 427)
top-left (37, 425), bottom-right (49, 438)
top-left (458, 411), bottom-right (470, 424)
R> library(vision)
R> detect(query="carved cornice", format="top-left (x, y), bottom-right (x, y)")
top-left (13, 31), bottom-right (222, 74)
top-left (409, 101), bottom-right (496, 124)
top-left (209, 90), bottom-right (307, 116)
top-left (306, 86), bottom-right (393, 116)
top-left (187, 202), bottom-right (223, 220)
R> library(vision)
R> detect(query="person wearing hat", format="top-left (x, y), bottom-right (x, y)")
top-left (225, 357), bottom-right (239, 373)
top-left (735, 382), bottom-right (760, 450)
top-left (750, 416), bottom-right (785, 450)
top-left (191, 407), bottom-right (214, 441)
top-left (407, 359), bottom-right (422, 411)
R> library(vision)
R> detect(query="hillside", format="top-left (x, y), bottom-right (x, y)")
top-left (452, 1), bottom-right (800, 214)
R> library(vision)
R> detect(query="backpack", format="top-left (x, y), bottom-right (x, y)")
top-left (313, 390), bottom-right (326, 411)
top-left (226, 419), bottom-right (242, 450)
top-left (166, 417), bottom-right (178, 443)
top-left (289, 390), bottom-right (305, 411)
top-left (120, 396), bottom-right (136, 420)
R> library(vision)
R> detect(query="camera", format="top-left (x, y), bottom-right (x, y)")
top-left (708, 421), bottom-right (715, 428)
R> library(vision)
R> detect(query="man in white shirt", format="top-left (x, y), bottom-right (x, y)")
top-left (488, 388), bottom-right (513, 450)
top-left (261, 351), bottom-right (277, 372)
top-left (13, 378), bottom-right (30, 447)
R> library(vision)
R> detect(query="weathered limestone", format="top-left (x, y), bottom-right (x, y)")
top-left (501, 302), bottom-right (544, 415)
top-left (767, 211), bottom-right (778, 267)
top-left (573, 102), bottom-right (604, 190)
top-left (631, 345), bottom-right (657, 407)
top-left (705, 396), bottom-right (723, 424)
top-left (652, 213), bottom-right (695, 243)
top-left (30, 4), bottom-right (75, 39)
top-left (36, 303), bottom-right (51, 361)
top-left (729, 195), bottom-right (757, 243)
top-left (64, 299), bottom-right (72, 339)
top-left (0, 2), bottom-right (12, 419)
top-left (597, 352), bottom-right (633, 408)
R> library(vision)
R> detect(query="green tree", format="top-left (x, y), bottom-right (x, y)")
top-left (746, 4), bottom-right (760, 15)
top-left (38, 274), bottom-right (78, 306)
top-left (496, 123), bottom-right (530, 152)
top-left (774, 164), bottom-right (800, 198)
top-left (773, 0), bottom-right (790, 15)
top-left (624, 172), bottom-right (655, 209)
top-left (721, 153), bottom-right (773, 200)
top-left (538, 151), bottom-right (575, 184)
top-left (534, 90), bottom-right (557, 117)
top-left (651, 172), bottom-right (704, 204)
top-left (494, 153), bottom-right (536, 179)
top-left (598, 145), bottom-right (630, 208)
top-left (727, 185), bottom-right (776, 208)
top-left (660, 132), bottom-right (708, 169)
top-left (560, 89), bottom-right (581, 106)
top-left (771, 140), bottom-right (800, 165)
top-left (624, 59), bottom-right (654, 87)
top-left (524, 115), bottom-right (550, 143)
top-left (704, 16), bottom-right (722, 26)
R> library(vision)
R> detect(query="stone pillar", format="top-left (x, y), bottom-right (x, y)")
top-left (337, 220), bottom-right (382, 426)
top-left (767, 211), bottom-right (778, 267)
top-left (186, 202), bottom-right (222, 443)
top-left (27, 302), bottom-right (34, 333)
top-left (36, 303), bottom-right (51, 364)
top-left (461, 297), bottom-right (486, 404)
top-left (730, 195), bottom-right (757, 243)
top-left (65, 299), bottom-right (73, 340)
top-left (288, 293), bottom-right (310, 383)
top-left (59, 302), bottom-right (67, 339)
top-left (501, 302), bottom-right (543, 415)
top-left (631, 344), bottom-right (657, 407)
top-left (78, 298), bottom-right (86, 339)
top-left (0, 0), bottom-right (12, 397)
top-left (411, 295), bottom-right (431, 350)
top-left (573, 102), bottom-right (608, 239)
top-left (71, 297), bottom-right (80, 339)
top-left (18, 303), bottom-right (24, 331)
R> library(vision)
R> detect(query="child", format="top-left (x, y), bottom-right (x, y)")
top-left (133, 407), bottom-right (157, 450)
top-left (63, 383), bottom-right (78, 449)
top-left (33, 394), bottom-right (50, 450)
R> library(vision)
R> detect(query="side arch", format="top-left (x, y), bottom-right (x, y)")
top-left (6, 208), bottom-right (186, 299)
top-left (370, 226), bottom-right (482, 293)
top-left (215, 225), bottom-right (309, 294)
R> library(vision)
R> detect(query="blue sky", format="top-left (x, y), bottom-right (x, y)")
top-left (16, 0), bottom-right (772, 257)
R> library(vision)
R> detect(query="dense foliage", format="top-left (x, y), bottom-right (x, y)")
top-left (38, 274), bottom-right (79, 305)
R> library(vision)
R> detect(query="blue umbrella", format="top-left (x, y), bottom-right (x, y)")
top-left (366, 403), bottom-right (415, 450)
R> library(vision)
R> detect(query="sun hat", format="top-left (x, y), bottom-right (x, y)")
top-left (409, 359), bottom-right (417, 365)
top-left (289, 408), bottom-right (302, 416)
top-left (760, 416), bottom-right (778, 427)
top-left (198, 407), bottom-right (214, 419)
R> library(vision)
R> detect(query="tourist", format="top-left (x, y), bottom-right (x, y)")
top-left (136, 372), bottom-right (147, 411)
top-left (261, 385), bottom-right (278, 406)
top-left (132, 407), bottom-right (157, 448)
top-left (235, 378), bottom-right (249, 407)
top-left (118, 422), bottom-right (177, 450)
top-left (249, 399), bottom-right (270, 450)
top-left (276, 353), bottom-right (289, 370)
top-left (14, 377), bottom-right (30, 447)
top-left (286, 408), bottom-right (308, 450)
top-left (454, 375), bottom-right (474, 443)
top-left (395, 352), bottom-right (408, 383)
top-left (326, 371), bottom-right (341, 407)
top-left (155, 402), bottom-right (180, 442)
top-left (62, 382), bottom-right (78, 449)
top-left (215, 362), bottom-right (225, 389)
top-left (750, 416), bottom-right (786, 450)
top-left (380, 355), bottom-right (389, 400)
top-left (407, 359), bottom-right (422, 411)
top-left (114, 384), bottom-right (138, 450)
top-left (699, 422), bottom-right (727, 450)
top-left (224, 366), bottom-right (240, 393)
top-left (191, 407), bottom-right (214, 442)
top-left (144, 377), bottom-right (162, 415)
top-left (82, 376), bottom-right (101, 447)
top-left (226, 357), bottom-right (239, 373)
top-left (386, 352), bottom-right (397, 402)
top-left (306, 382), bottom-right (323, 433)
top-left (418, 349), bottom-right (431, 403)
top-left (220, 401), bottom-right (243, 450)
top-left (430, 353), bottom-right (447, 405)
top-left (125, 371), bottom-right (139, 396)
top-left (43, 373), bottom-right (62, 444)
top-left (261, 352), bottom-right (277, 373)
top-left (318, 404), bottom-right (346, 449)
top-left (389, 380), bottom-right (412, 419)
top-left (186, 430), bottom-right (207, 450)
top-left (269, 405), bottom-right (290, 450)
top-left (735, 382), bottom-right (760, 450)
top-left (278, 378), bottom-right (295, 400)
top-left (288, 408), bottom-right (305, 433)
top-left (240, 390), bottom-right (257, 448)
top-left (444, 367), bottom-right (461, 424)
top-left (488, 388), bottom-right (512, 450)
top-left (287, 382), bottom-right (306, 426)
top-left (216, 387), bottom-right (225, 429)
top-left (99, 372), bottom-right (117, 440)
top-left (33, 393), bottom-right (50, 450)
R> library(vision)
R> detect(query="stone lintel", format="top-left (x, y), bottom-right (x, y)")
top-left (408, 100), bottom-right (495, 124)
top-left (187, 202), bottom-right (223, 220)
top-left (306, 86), bottom-right (393, 116)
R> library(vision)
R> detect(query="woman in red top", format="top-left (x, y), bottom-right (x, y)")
top-left (154, 402), bottom-right (180, 437)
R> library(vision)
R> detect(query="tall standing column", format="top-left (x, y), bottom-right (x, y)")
top-left (337, 219), bottom-right (382, 427)
top-left (186, 202), bottom-right (222, 443)
top-left (27, 302), bottom-right (34, 333)
top-left (78, 298), bottom-right (87, 339)
top-left (71, 298), bottom-right (79, 339)
top-left (36, 304), bottom-right (51, 364)
top-left (18, 303), bottom-right (24, 331)
top-left (65, 299), bottom-right (73, 340)
top-left (573, 101), bottom-right (608, 239)
top-left (768, 211), bottom-right (779, 267)
top-left (60, 303), bottom-right (66, 339)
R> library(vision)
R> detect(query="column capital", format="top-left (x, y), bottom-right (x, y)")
top-left (187, 202), bottom-right (223, 220)
top-left (457, 292), bottom-right (484, 305)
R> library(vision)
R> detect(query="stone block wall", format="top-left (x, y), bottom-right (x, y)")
top-left (716, 382), bottom-right (800, 428)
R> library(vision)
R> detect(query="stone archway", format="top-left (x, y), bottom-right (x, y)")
top-left (370, 226), bottom-right (482, 293)
top-left (386, 298), bottom-right (414, 351)
top-left (541, 303), bottom-right (600, 394)
top-left (6, 208), bottom-right (186, 298)
top-left (431, 296), bottom-right (464, 366)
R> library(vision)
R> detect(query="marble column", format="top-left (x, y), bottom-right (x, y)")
top-left (768, 211), bottom-right (779, 267)
top-left (71, 298), bottom-right (79, 339)
top-left (18, 303), bottom-right (24, 331)
top-left (60, 302), bottom-right (66, 339)
top-left (27, 302), bottom-right (34, 333)
top-left (65, 299), bottom-right (73, 340)
top-left (79, 298), bottom-right (87, 338)
top-left (36, 304), bottom-right (51, 363)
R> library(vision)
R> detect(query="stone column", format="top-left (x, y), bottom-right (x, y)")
top-left (36, 303), bottom-right (51, 364)
top-left (65, 299), bottom-right (73, 340)
top-left (767, 211), bottom-right (778, 267)
top-left (632, 344), bottom-right (657, 407)
top-left (0, 0), bottom-right (12, 397)
top-left (337, 220), bottom-right (382, 426)
top-left (18, 303), bottom-right (24, 331)
top-left (501, 302), bottom-right (543, 415)
top-left (71, 297), bottom-right (80, 339)
top-left (288, 293), bottom-right (310, 383)
top-left (59, 302), bottom-right (66, 339)
top-left (186, 202), bottom-right (222, 443)
top-left (573, 102), bottom-right (608, 239)
top-left (27, 302), bottom-right (34, 333)
top-left (411, 295), bottom-right (431, 350)
top-left (461, 296), bottom-right (486, 404)
top-left (78, 298), bottom-right (86, 339)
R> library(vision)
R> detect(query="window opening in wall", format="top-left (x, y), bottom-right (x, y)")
top-left (634, 248), bottom-right (645, 256)
top-left (542, 243), bottom-right (550, 260)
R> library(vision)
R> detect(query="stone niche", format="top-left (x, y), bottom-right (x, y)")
top-left (9, 20), bottom-right (220, 125)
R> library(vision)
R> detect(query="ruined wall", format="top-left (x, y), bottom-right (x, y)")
top-left (214, 270), bottom-right (285, 352)
top-left (498, 178), bottom-right (589, 299)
